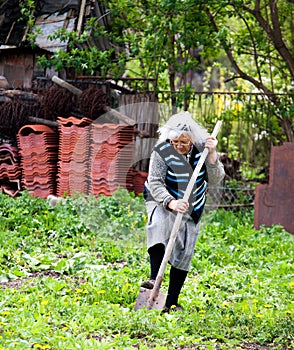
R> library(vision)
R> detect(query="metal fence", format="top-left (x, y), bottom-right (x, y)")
top-left (34, 78), bottom-right (294, 208)
top-left (155, 91), bottom-right (293, 208)
top-left (157, 91), bottom-right (293, 172)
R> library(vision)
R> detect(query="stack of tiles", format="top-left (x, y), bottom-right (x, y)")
top-left (57, 116), bottom-right (92, 197)
top-left (0, 144), bottom-right (22, 197)
top-left (17, 125), bottom-right (58, 198)
top-left (89, 123), bottom-right (136, 196)
top-left (132, 170), bottom-right (148, 195)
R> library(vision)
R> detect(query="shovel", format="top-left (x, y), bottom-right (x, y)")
top-left (134, 120), bottom-right (222, 311)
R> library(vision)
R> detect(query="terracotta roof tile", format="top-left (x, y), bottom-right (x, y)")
top-left (17, 124), bottom-right (58, 198)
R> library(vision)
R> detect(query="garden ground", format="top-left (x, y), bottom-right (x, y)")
top-left (0, 190), bottom-right (293, 349)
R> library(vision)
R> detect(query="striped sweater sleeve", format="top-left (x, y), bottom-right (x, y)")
top-left (205, 156), bottom-right (225, 187)
top-left (145, 150), bottom-right (175, 208)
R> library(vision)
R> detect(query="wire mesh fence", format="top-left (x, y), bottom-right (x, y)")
top-left (158, 91), bottom-right (293, 172)
top-left (206, 184), bottom-right (256, 209)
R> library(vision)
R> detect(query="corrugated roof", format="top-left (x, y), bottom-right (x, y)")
top-left (33, 12), bottom-right (76, 52)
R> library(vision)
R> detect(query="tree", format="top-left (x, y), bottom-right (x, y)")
top-left (34, 0), bottom-right (293, 141)
top-left (200, 0), bottom-right (294, 141)
top-left (106, 0), bottom-right (293, 140)
top-left (107, 0), bottom-right (207, 108)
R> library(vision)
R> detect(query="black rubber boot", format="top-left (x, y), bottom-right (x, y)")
top-left (148, 243), bottom-right (165, 280)
top-left (141, 244), bottom-right (165, 289)
top-left (165, 266), bottom-right (188, 309)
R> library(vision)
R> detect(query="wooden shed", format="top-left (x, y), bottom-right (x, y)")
top-left (0, 0), bottom-right (161, 183)
top-left (0, 0), bottom-right (112, 89)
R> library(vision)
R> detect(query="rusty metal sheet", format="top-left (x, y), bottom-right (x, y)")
top-left (254, 142), bottom-right (294, 234)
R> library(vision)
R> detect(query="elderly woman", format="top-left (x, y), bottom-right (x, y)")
top-left (142, 112), bottom-right (225, 312)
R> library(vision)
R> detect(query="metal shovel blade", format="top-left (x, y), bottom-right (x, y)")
top-left (134, 287), bottom-right (166, 311)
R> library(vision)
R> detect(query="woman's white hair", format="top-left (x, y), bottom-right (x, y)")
top-left (157, 111), bottom-right (209, 146)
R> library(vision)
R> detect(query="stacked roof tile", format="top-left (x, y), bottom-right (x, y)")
top-left (0, 143), bottom-right (21, 197)
top-left (89, 123), bottom-right (136, 196)
top-left (2, 117), bottom-right (144, 199)
top-left (57, 116), bottom-right (92, 197)
top-left (17, 125), bottom-right (58, 198)
top-left (132, 170), bottom-right (148, 196)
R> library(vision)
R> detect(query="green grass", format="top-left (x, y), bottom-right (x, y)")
top-left (0, 189), bottom-right (293, 350)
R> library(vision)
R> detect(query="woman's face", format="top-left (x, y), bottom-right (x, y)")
top-left (171, 133), bottom-right (192, 155)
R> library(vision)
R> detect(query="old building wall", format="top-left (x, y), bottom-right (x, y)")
top-left (0, 51), bottom-right (34, 89)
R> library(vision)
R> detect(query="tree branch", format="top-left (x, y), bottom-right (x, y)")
top-left (224, 75), bottom-right (242, 83)
top-left (205, 8), bottom-right (276, 101)
top-left (238, 10), bottom-right (263, 84)
top-left (242, 0), bottom-right (294, 79)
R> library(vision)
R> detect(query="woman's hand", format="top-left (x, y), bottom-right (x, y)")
top-left (168, 199), bottom-right (189, 213)
top-left (205, 136), bottom-right (217, 152)
top-left (205, 136), bottom-right (218, 164)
